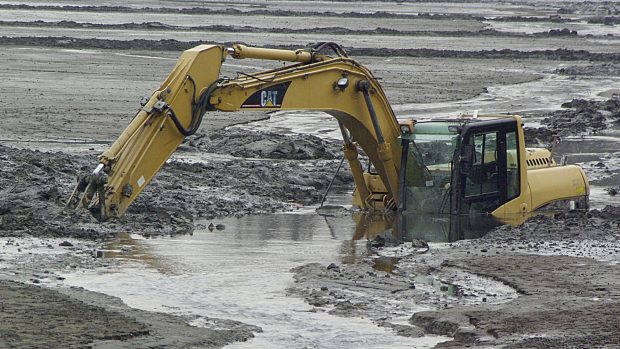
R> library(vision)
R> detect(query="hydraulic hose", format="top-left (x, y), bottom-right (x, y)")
top-left (166, 77), bottom-right (224, 137)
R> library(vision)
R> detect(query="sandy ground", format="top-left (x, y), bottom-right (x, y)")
top-left (1, 0), bottom-right (620, 347)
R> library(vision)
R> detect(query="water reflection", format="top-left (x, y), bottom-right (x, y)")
top-left (345, 211), bottom-right (505, 244)
top-left (102, 210), bottom-right (523, 273)
top-left (89, 211), bottom-right (448, 349)
top-left (101, 232), bottom-right (179, 275)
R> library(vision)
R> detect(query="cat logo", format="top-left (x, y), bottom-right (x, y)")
top-left (241, 82), bottom-right (291, 108)
top-left (261, 90), bottom-right (278, 107)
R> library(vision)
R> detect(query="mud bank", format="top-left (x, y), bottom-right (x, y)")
top-left (524, 97), bottom-right (620, 146)
top-left (410, 208), bottom-right (620, 347)
top-left (1, 3), bottom-right (616, 23)
top-left (0, 20), bottom-right (602, 39)
top-left (0, 128), bottom-right (347, 347)
top-left (0, 252), bottom-right (259, 348)
top-left (289, 207), bottom-right (620, 347)
top-left (0, 128), bottom-right (349, 240)
top-left (2, 36), bottom-right (618, 62)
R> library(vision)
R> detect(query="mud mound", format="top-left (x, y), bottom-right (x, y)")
top-left (480, 206), bottom-right (620, 244)
top-left (2, 36), bottom-right (620, 62)
top-left (0, 146), bottom-right (107, 239)
top-left (0, 280), bottom-right (149, 347)
top-left (179, 128), bottom-right (340, 160)
top-left (541, 98), bottom-right (620, 136)
top-left (556, 63), bottom-right (620, 76)
top-left (0, 21), bottom-right (599, 40)
top-left (523, 97), bottom-right (620, 146)
top-left (406, 205), bottom-right (620, 347)
top-left (0, 128), bottom-right (352, 239)
top-left (523, 127), bottom-right (557, 147)
top-left (0, 4), bottom-right (476, 21)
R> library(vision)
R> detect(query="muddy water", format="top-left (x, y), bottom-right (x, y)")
top-left (63, 209), bottom-right (449, 348)
top-left (394, 74), bottom-right (620, 119)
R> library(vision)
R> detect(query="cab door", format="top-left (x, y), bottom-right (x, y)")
top-left (453, 119), bottom-right (518, 215)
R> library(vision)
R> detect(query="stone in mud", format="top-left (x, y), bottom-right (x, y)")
top-left (59, 241), bottom-right (73, 247)
top-left (327, 263), bottom-right (340, 273)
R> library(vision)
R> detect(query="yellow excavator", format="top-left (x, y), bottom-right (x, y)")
top-left (68, 43), bottom-right (589, 238)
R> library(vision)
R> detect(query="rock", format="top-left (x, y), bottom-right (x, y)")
top-left (59, 241), bottom-right (73, 247)
top-left (327, 263), bottom-right (340, 273)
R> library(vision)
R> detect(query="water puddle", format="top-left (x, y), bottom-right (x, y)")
top-left (485, 20), bottom-right (620, 37)
top-left (62, 211), bottom-right (450, 348)
top-left (395, 74), bottom-right (620, 119)
top-left (414, 275), bottom-right (459, 296)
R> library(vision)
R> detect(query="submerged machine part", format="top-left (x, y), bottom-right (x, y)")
top-left (68, 43), bottom-right (589, 230)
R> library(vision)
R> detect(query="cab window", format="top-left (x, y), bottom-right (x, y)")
top-left (464, 131), bottom-right (499, 197)
top-left (506, 130), bottom-right (520, 199)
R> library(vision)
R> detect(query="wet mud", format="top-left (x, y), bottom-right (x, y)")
top-left (524, 97), bottom-right (620, 146)
top-left (1, 0), bottom-right (620, 347)
top-left (409, 208), bottom-right (620, 348)
top-left (0, 129), bottom-right (348, 240)
top-left (0, 20), bottom-right (606, 39)
top-left (289, 207), bottom-right (620, 347)
top-left (2, 36), bottom-right (619, 62)
top-left (0, 271), bottom-right (258, 349)
top-left (179, 128), bottom-right (342, 161)
top-left (0, 130), bottom-right (346, 347)
top-left (0, 3), bottom-right (617, 23)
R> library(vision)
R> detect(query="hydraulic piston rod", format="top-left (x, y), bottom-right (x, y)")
top-left (227, 44), bottom-right (326, 63)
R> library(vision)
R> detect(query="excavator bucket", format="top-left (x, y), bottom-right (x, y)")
top-left (67, 45), bottom-right (226, 220)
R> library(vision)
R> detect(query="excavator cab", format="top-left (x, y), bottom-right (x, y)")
top-left (397, 115), bottom-right (588, 242)
top-left (399, 117), bottom-right (524, 241)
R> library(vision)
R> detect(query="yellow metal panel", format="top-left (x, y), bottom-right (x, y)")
top-left (527, 165), bottom-right (589, 210)
top-left (211, 58), bottom-right (402, 203)
top-left (100, 45), bottom-right (225, 217)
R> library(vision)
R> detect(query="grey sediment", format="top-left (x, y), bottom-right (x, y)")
top-left (1, 36), bottom-right (619, 62)
top-left (2, 3), bottom-right (618, 24)
top-left (1, 20), bottom-right (609, 38)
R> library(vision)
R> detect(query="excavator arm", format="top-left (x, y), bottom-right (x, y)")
top-left (68, 43), bottom-right (402, 220)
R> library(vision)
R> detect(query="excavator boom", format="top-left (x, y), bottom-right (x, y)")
top-left (68, 43), bottom-right (403, 220)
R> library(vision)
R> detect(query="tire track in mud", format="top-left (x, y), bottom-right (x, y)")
top-left (2, 36), bottom-right (619, 62)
